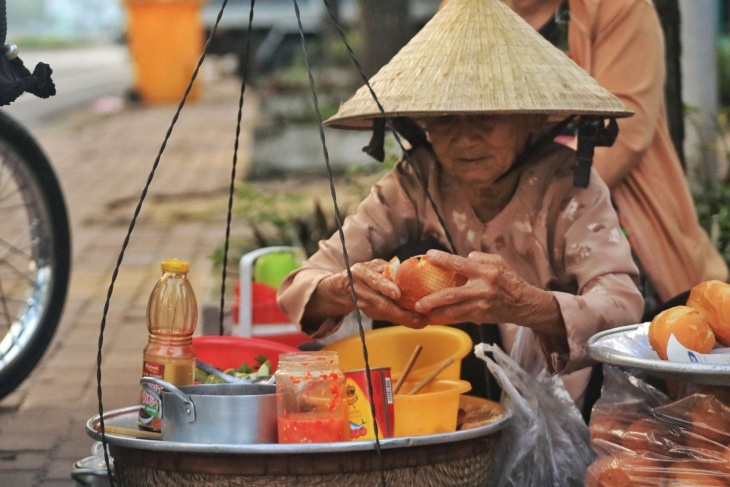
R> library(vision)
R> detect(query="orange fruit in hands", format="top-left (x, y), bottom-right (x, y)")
top-left (648, 306), bottom-right (715, 360)
top-left (686, 280), bottom-right (730, 346)
top-left (383, 254), bottom-right (466, 311)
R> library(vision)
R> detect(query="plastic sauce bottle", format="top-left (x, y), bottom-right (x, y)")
top-left (275, 351), bottom-right (348, 443)
top-left (138, 259), bottom-right (198, 431)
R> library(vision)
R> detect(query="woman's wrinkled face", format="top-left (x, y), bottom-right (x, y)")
top-left (421, 114), bottom-right (543, 189)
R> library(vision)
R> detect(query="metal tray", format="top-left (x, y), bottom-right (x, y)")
top-left (588, 324), bottom-right (730, 386)
top-left (87, 400), bottom-right (510, 453)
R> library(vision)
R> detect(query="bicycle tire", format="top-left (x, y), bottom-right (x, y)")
top-left (0, 109), bottom-right (71, 400)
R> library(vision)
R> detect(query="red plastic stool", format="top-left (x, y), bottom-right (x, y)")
top-left (232, 246), bottom-right (312, 348)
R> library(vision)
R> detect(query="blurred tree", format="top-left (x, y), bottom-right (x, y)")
top-left (358, 0), bottom-right (413, 76)
top-left (321, 0), bottom-right (340, 65)
top-left (719, 36), bottom-right (730, 107)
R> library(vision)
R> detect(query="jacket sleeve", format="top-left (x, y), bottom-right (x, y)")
top-left (540, 168), bottom-right (644, 373)
top-left (277, 160), bottom-right (424, 337)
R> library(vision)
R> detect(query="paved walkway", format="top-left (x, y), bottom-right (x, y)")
top-left (0, 68), bottom-right (259, 485)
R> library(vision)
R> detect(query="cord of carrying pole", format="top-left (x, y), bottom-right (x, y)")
top-left (94, 0), bottom-right (397, 485)
top-left (94, 1), bottom-right (234, 484)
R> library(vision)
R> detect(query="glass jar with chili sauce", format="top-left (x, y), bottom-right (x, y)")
top-left (275, 351), bottom-right (348, 443)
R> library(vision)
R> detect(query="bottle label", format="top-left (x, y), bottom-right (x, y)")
top-left (138, 360), bottom-right (194, 431)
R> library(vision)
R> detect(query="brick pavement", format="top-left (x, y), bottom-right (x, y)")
top-left (0, 71), bottom-right (258, 485)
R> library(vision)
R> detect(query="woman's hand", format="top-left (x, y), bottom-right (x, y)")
top-left (309, 258), bottom-right (429, 329)
top-left (413, 250), bottom-right (565, 335)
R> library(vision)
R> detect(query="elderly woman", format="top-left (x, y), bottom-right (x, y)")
top-left (277, 0), bottom-right (644, 409)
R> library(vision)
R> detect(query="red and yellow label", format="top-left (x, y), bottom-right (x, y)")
top-left (138, 360), bottom-right (194, 431)
top-left (345, 368), bottom-right (394, 440)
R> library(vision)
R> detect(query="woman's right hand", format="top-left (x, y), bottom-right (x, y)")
top-left (317, 259), bottom-right (429, 328)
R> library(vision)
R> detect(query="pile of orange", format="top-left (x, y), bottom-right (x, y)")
top-left (589, 280), bottom-right (730, 485)
top-left (648, 280), bottom-right (730, 361)
top-left (586, 385), bottom-right (730, 486)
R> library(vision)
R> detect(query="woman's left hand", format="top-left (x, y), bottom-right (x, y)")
top-left (414, 250), bottom-right (564, 334)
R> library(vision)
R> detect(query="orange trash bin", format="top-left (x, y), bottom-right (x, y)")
top-left (124, 0), bottom-right (205, 103)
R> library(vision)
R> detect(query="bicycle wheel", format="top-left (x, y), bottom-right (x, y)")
top-left (0, 109), bottom-right (71, 400)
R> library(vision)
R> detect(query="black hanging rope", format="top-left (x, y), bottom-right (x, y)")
top-left (292, 2), bottom-right (392, 483)
top-left (313, 4), bottom-right (479, 483)
top-left (84, 0), bottom-right (573, 484)
top-left (95, 1), bottom-right (232, 484)
top-left (321, 0), bottom-right (458, 256)
top-left (218, 0), bottom-right (256, 337)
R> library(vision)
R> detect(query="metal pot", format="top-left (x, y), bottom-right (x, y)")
top-left (70, 442), bottom-right (114, 487)
top-left (140, 377), bottom-right (277, 444)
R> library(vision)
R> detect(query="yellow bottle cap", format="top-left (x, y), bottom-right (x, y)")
top-left (161, 258), bottom-right (190, 273)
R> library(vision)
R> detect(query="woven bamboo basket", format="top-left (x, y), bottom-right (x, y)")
top-left (111, 434), bottom-right (500, 486)
top-left (89, 405), bottom-right (508, 486)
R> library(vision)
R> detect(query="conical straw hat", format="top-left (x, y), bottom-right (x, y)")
top-left (325, 0), bottom-right (631, 130)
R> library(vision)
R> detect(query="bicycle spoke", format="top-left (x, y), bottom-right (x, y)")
top-left (0, 110), bottom-right (70, 398)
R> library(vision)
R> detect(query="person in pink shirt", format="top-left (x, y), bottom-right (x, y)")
top-left (498, 0), bottom-right (729, 315)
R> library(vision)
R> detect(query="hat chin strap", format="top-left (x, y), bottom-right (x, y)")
top-left (496, 115), bottom-right (576, 184)
top-left (362, 117), bottom-right (430, 162)
top-left (574, 116), bottom-right (619, 187)
top-left (363, 114), bottom-right (620, 188)
top-left (497, 115), bottom-right (619, 188)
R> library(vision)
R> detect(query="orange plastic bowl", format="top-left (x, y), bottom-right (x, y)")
top-left (393, 379), bottom-right (472, 437)
top-left (322, 325), bottom-right (472, 380)
top-left (192, 336), bottom-right (299, 372)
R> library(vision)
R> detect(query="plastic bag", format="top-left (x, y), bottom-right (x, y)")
top-left (475, 327), bottom-right (595, 487)
top-left (585, 365), bottom-right (730, 486)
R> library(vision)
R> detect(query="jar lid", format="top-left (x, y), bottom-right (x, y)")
top-left (278, 351), bottom-right (340, 370)
top-left (161, 258), bottom-right (190, 273)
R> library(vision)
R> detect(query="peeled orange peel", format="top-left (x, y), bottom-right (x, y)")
top-left (686, 280), bottom-right (730, 346)
top-left (647, 280), bottom-right (730, 361)
top-left (648, 305), bottom-right (715, 360)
